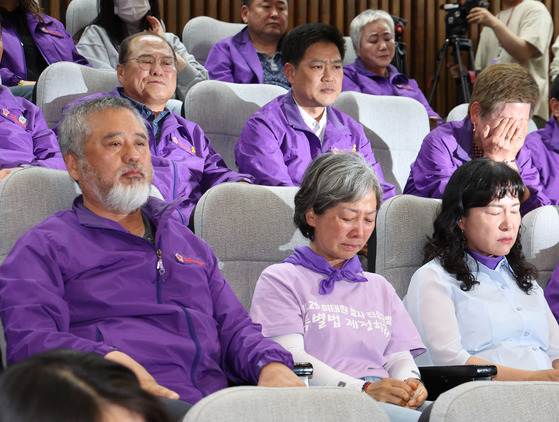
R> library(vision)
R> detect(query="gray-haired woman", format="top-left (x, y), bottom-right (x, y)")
top-left (342, 9), bottom-right (440, 126)
top-left (251, 151), bottom-right (429, 422)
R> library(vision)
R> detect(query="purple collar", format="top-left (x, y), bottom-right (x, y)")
top-left (467, 249), bottom-right (505, 270)
top-left (284, 246), bottom-right (367, 295)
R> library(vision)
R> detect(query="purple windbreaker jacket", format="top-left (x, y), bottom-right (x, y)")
top-left (0, 85), bottom-right (64, 170)
top-left (235, 91), bottom-right (396, 199)
top-left (205, 27), bottom-right (263, 84)
top-left (0, 196), bottom-right (294, 404)
top-left (342, 60), bottom-right (441, 120)
top-left (404, 117), bottom-right (550, 214)
top-left (0, 11), bottom-right (89, 86)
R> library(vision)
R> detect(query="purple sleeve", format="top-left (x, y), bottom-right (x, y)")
top-left (24, 98), bottom-right (65, 169)
top-left (341, 68), bottom-right (363, 93)
top-left (353, 121), bottom-right (397, 200)
top-left (206, 41), bottom-right (236, 83)
top-left (235, 115), bottom-right (295, 186)
top-left (516, 147), bottom-right (551, 213)
top-left (0, 230), bottom-right (115, 364)
top-left (206, 253), bottom-right (294, 384)
top-left (545, 265), bottom-right (559, 323)
top-left (403, 130), bottom-right (458, 198)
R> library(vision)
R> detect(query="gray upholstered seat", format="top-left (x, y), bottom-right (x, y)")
top-left (520, 205), bottom-right (559, 289)
top-left (183, 80), bottom-right (287, 171)
top-left (333, 92), bottom-right (429, 194)
top-left (35, 62), bottom-right (120, 128)
top-left (193, 182), bottom-right (308, 311)
top-left (343, 36), bottom-right (357, 65)
top-left (428, 380), bottom-right (559, 421)
top-left (182, 16), bottom-right (246, 66)
top-left (65, 0), bottom-right (98, 36)
top-left (375, 194), bottom-right (441, 299)
top-left (183, 386), bottom-right (390, 422)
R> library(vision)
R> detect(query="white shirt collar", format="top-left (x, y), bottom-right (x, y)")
top-left (293, 94), bottom-right (328, 143)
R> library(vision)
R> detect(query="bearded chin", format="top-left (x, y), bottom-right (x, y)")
top-left (100, 181), bottom-right (151, 212)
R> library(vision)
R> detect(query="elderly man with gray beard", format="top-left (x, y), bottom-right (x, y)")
top-left (0, 96), bottom-right (305, 414)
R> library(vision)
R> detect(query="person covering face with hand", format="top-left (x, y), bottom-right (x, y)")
top-left (405, 63), bottom-right (549, 215)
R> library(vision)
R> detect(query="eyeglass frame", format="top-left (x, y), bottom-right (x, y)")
top-left (124, 54), bottom-right (178, 72)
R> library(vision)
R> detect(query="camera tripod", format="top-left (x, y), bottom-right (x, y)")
top-left (428, 36), bottom-right (475, 105)
top-left (391, 41), bottom-right (408, 77)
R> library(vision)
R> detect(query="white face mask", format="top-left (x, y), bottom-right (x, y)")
top-left (114, 0), bottom-right (151, 24)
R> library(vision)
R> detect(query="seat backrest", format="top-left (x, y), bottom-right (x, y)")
top-left (36, 62), bottom-right (119, 128)
top-left (184, 386), bottom-right (390, 422)
top-left (520, 205), bottom-right (559, 289)
top-left (333, 92), bottom-right (430, 194)
top-left (0, 167), bottom-right (78, 369)
top-left (446, 102), bottom-right (538, 133)
top-left (376, 195), bottom-right (441, 299)
top-left (429, 380), bottom-right (559, 422)
top-left (182, 16), bottom-right (246, 66)
top-left (343, 36), bottom-right (357, 66)
top-left (65, 0), bottom-right (99, 36)
top-left (0, 167), bottom-right (78, 265)
top-left (193, 183), bottom-right (308, 311)
top-left (183, 80), bottom-right (287, 170)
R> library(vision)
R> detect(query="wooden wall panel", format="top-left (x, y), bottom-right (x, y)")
top-left (50, 0), bottom-right (559, 116)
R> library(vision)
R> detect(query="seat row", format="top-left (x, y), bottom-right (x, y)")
top-left (1, 167), bottom-right (559, 420)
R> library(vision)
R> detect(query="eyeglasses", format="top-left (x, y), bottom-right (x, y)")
top-left (126, 55), bottom-right (177, 72)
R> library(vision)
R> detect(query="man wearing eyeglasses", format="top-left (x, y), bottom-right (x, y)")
top-left (59, 32), bottom-right (253, 226)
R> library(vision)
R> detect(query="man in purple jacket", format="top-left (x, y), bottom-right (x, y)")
top-left (0, 95), bottom-right (304, 408)
top-left (0, 84), bottom-right (64, 181)
top-left (235, 23), bottom-right (396, 200)
top-left (524, 76), bottom-right (559, 205)
top-left (205, 0), bottom-right (290, 89)
top-left (59, 32), bottom-right (253, 226)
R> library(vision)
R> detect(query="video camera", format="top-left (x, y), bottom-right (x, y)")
top-left (441, 0), bottom-right (489, 39)
top-left (392, 15), bottom-right (407, 43)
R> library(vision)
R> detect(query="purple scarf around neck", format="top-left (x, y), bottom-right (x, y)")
top-left (284, 246), bottom-right (368, 295)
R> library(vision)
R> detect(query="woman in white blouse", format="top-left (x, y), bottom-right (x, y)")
top-left (405, 158), bottom-right (559, 381)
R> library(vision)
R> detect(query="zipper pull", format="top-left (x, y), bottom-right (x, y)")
top-left (156, 249), bottom-right (165, 276)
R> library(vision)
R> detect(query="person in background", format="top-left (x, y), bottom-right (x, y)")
top-left (59, 33), bottom-right (251, 226)
top-left (205, 0), bottom-right (290, 90)
top-left (0, 95), bottom-right (305, 410)
top-left (0, 83), bottom-right (64, 181)
top-left (404, 63), bottom-right (548, 215)
top-left (75, 0), bottom-right (207, 100)
top-left (251, 151), bottom-right (428, 422)
top-left (455, 0), bottom-right (552, 123)
top-left (0, 0), bottom-right (89, 101)
top-left (523, 76), bottom-right (559, 205)
top-left (235, 22), bottom-right (395, 200)
top-left (405, 158), bottom-right (559, 383)
top-left (343, 9), bottom-right (440, 129)
top-left (0, 349), bottom-right (174, 422)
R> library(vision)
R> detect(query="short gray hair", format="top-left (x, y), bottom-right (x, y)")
top-left (294, 151), bottom-right (383, 241)
top-left (350, 9), bottom-right (394, 53)
top-left (58, 96), bottom-right (147, 158)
